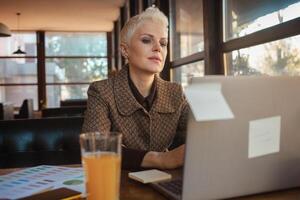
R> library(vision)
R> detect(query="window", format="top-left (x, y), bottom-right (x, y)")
top-left (223, 0), bottom-right (300, 76)
top-left (223, 0), bottom-right (300, 41)
top-left (0, 32), bottom-right (37, 56)
top-left (0, 58), bottom-right (37, 84)
top-left (170, 0), bottom-right (204, 60)
top-left (225, 35), bottom-right (300, 75)
top-left (0, 32), bottom-right (38, 109)
top-left (0, 85), bottom-right (38, 110)
top-left (45, 32), bottom-right (107, 107)
top-left (0, 32), bottom-right (108, 110)
top-left (171, 61), bottom-right (204, 87)
top-left (169, 0), bottom-right (205, 86)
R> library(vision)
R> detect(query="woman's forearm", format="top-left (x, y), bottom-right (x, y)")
top-left (141, 151), bottom-right (163, 168)
top-left (141, 145), bottom-right (185, 169)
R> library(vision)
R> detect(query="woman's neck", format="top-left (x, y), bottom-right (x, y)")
top-left (129, 67), bottom-right (155, 97)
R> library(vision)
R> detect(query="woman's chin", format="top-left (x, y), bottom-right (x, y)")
top-left (130, 63), bottom-right (163, 75)
top-left (145, 64), bottom-right (163, 74)
top-left (146, 68), bottom-right (163, 75)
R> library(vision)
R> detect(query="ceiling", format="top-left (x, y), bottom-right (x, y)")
top-left (0, 0), bottom-right (125, 32)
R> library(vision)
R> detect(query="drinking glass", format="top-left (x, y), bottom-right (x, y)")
top-left (80, 132), bottom-right (122, 200)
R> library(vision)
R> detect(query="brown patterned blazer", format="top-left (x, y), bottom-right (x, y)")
top-left (82, 65), bottom-right (189, 152)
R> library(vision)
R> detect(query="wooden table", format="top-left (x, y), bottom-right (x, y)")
top-left (1, 167), bottom-right (300, 200)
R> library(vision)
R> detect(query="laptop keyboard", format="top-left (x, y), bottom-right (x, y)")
top-left (157, 179), bottom-right (182, 195)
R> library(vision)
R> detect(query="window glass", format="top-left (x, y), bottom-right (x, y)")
top-left (170, 0), bottom-right (204, 60)
top-left (45, 32), bottom-right (108, 108)
top-left (223, 0), bottom-right (300, 41)
top-left (0, 32), bottom-right (37, 56)
top-left (0, 58), bottom-right (37, 84)
top-left (46, 32), bottom-right (107, 56)
top-left (46, 58), bottom-right (107, 83)
top-left (171, 61), bottom-right (205, 87)
top-left (225, 35), bottom-right (300, 76)
top-left (0, 86), bottom-right (38, 110)
top-left (46, 85), bottom-right (89, 108)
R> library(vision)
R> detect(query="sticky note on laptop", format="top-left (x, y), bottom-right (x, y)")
top-left (185, 82), bottom-right (234, 121)
top-left (128, 169), bottom-right (172, 184)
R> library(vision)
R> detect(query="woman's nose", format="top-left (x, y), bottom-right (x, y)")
top-left (152, 41), bottom-right (162, 52)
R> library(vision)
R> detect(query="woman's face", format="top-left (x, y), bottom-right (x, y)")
top-left (124, 20), bottom-right (168, 75)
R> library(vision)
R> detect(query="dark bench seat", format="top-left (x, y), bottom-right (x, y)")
top-left (0, 117), bottom-right (83, 168)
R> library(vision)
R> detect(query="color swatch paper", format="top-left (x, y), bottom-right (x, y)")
top-left (0, 165), bottom-right (84, 199)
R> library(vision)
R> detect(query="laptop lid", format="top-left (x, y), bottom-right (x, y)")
top-left (182, 76), bottom-right (300, 200)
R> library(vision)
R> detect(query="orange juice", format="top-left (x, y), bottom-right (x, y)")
top-left (83, 152), bottom-right (121, 200)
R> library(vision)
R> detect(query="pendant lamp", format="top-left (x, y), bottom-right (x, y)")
top-left (13, 13), bottom-right (26, 55)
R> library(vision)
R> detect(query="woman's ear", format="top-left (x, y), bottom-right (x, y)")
top-left (120, 43), bottom-right (129, 60)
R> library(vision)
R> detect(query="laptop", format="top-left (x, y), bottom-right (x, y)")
top-left (151, 76), bottom-right (300, 200)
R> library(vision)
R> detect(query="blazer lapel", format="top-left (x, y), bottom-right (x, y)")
top-left (114, 66), bottom-right (143, 116)
top-left (151, 76), bottom-right (176, 113)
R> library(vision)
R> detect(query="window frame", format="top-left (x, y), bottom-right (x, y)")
top-left (0, 31), bottom-right (39, 109)
top-left (0, 31), bottom-right (111, 110)
top-left (167, 0), bottom-right (300, 83)
top-left (43, 31), bottom-right (110, 108)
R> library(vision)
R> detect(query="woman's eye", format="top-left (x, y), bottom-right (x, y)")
top-left (160, 42), bottom-right (167, 47)
top-left (141, 38), bottom-right (151, 44)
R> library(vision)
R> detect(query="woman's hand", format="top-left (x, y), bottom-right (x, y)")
top-left (141, 145), bottom-right (185, 169)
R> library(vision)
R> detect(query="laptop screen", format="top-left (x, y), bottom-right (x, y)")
top-left (182, 76), bottom-right (300, 200)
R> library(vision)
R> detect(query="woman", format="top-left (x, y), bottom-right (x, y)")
top-left (82, 7), bottom-right (189, 170)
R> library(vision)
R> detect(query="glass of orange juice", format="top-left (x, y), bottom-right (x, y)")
top-left (79, 132), bottom-right (122, 200)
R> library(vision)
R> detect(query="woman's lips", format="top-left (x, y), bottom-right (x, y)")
top-left (148, 57), bottom-right (162, 63)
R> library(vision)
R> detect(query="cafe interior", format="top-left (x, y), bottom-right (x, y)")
top-left (0, 0), bottom-right (300, 199)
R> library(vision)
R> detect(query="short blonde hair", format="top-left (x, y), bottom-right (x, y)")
top-left (120, 7), bottom-right (168, 45)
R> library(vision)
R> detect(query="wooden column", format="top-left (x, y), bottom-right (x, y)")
top-left (37, 31), bottom-right (46, 110)
top-left (203, 0), bottom-right (224, 75)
